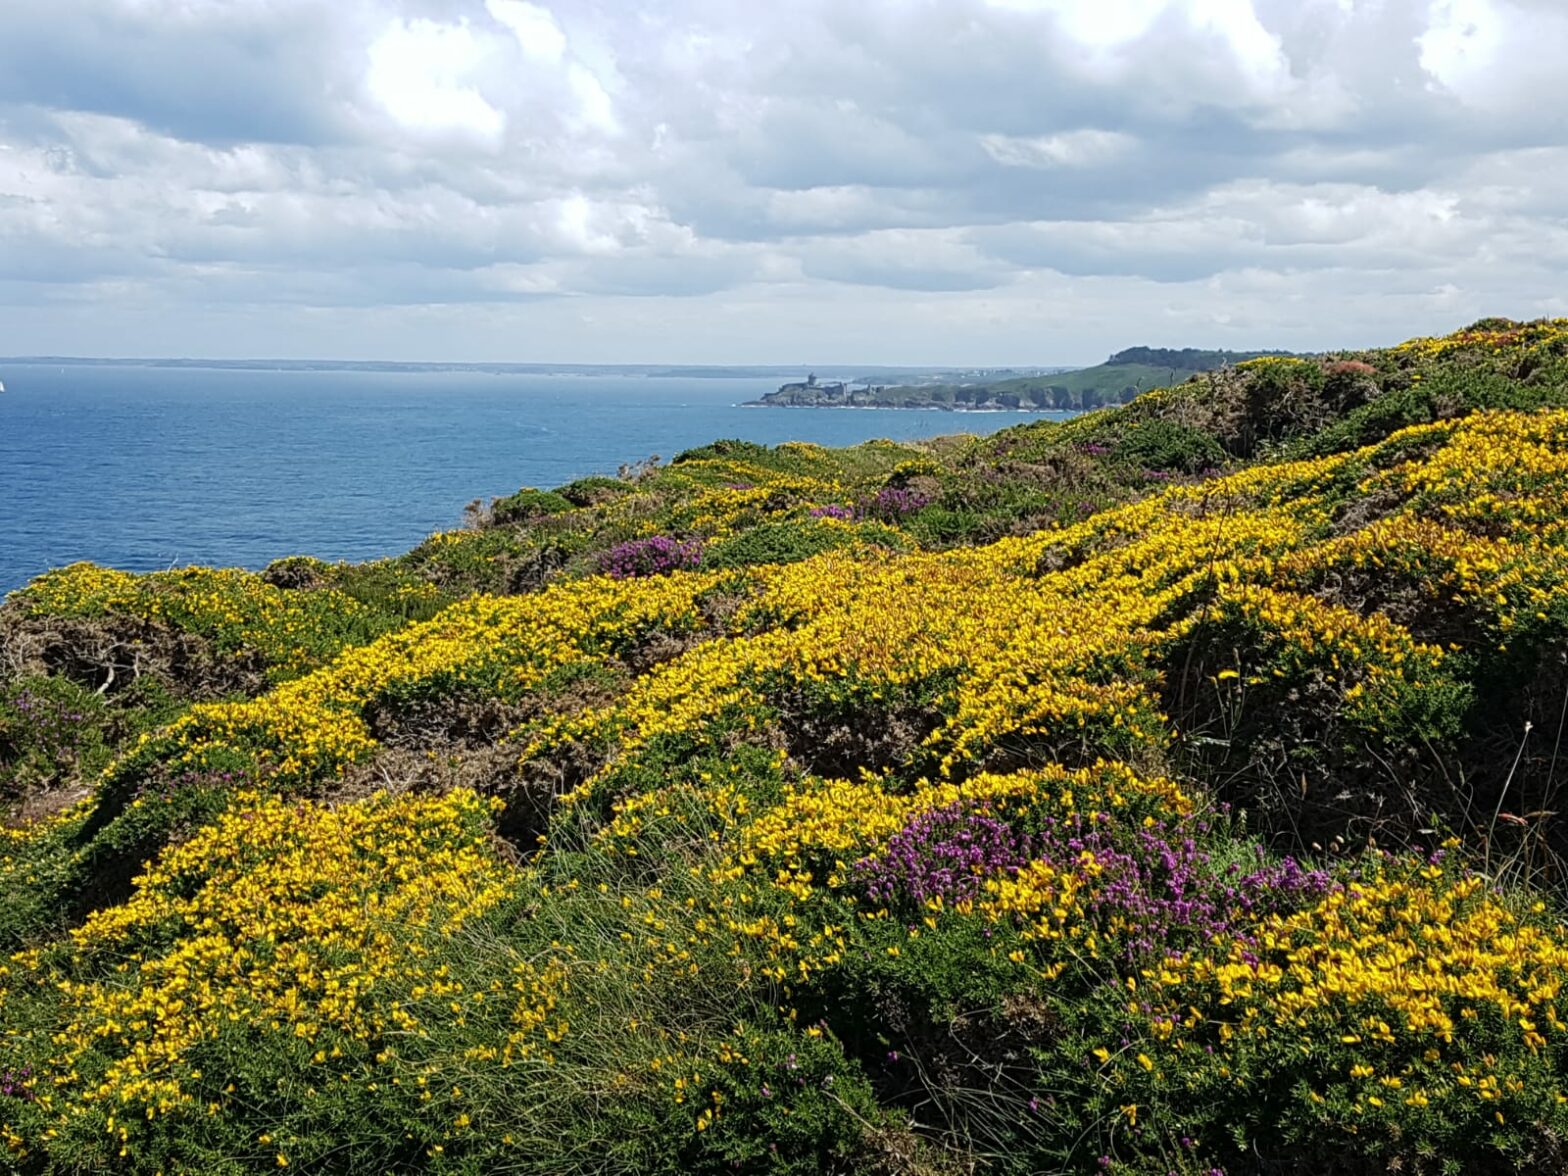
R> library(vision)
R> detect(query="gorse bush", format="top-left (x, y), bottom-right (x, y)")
top-left (5, 320), bottom-right (1568, 1174)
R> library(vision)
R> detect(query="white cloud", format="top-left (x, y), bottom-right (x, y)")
top-left (1419, 0), bottom-right (1506, 91)
top-left (1418, 0), bottom-right (1568, 118)
top-left (485, 0), bottom-right (567, 62)
top-left (0, 0), bottom-right (1565, 361)
top-left (365, 18), bottom-right (506, 147)
top-left (567, 63), bottom-right (619, 134)
top-left (980, 130), bottom-right (1137, 169)
top-left (984, 0), bottom-right (1167, 48)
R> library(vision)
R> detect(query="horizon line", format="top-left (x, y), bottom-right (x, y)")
top-left (0, 356), bottom-right (1092, 375)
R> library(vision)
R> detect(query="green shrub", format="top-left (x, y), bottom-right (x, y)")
top-left (903, 506), bottom-right (987, 547)
top-left (0, 676), bottom-right (112, 801)
top-left (0, 673), bottom-right (186, 811)
top-left (673, 438), bottom-right (773, 465)
top-left (326, 560), bottom-right (454, 625)
top-left (491, 487), bottom-right (575, 525)
top-left (559, 475), bottom-right (634, 507)
top-left (1112, 418), bottom-right (1228, 474)
top-left (702, 521), bottom-right (857, 570)
top-left (259, 554), bottom-right (331, 589)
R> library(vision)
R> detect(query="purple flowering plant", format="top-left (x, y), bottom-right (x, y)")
top-left (859, 487), bottom-right (934, 521)
top-left (0, 1067), bottom-right (33, 1101)
top-left (856, 802), bottom-right (1035, 905)
top-left (6, 688), bottom-right (90, 746)
top-left (1034, 812), bottom-right (1333, 961)
top-left (805, 491), bottom-right (932, 526)
top-left (856, 799), bottom-right (1332, 964)
top-left (597, 535), bottom-right (704, 579)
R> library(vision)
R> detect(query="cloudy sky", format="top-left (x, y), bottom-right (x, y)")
top-left (0, 0), bottom-right (1564, 365)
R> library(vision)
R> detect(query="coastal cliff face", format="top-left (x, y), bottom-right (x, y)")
top-left (756, 377), bottom-right (899, 407)
top-left (7, 320), bottom-right (1568, 1175)
top-left (755, 376), bottom-right (1105, 409)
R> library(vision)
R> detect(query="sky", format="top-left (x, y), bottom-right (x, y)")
top-left (0, 0), bottom-right (1565, 366)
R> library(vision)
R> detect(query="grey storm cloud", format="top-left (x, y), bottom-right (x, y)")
top-left (0, 0), bottom-right (1565, 363)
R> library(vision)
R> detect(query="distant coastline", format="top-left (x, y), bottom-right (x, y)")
top-left (741, 400), bottom-right (1061, 413)
top-left (747, 346), bottom-right (1299, 412)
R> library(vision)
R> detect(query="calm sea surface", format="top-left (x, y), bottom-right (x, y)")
top-left (0, 364), bottom-right (1069, 593)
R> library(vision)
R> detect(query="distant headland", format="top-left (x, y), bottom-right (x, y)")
top-left (748, 346), bottom-right (1298, 411)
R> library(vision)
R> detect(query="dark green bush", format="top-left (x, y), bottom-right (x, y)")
top-left (1301, 366), bottom-right (1568, 458)
top-left (702, 521), bottom-right (857, 570)
top-left (903, 506), bottom-right (988, 548)
top-left (491, 487), bottom-right (574, 525)
top-left (1112, 418), bottom-right (1228, 473)
top-left (559, 475), bottom-right (634, 506)
top-left (673, 438), bottom-right (773, 465)
top-left (259, 554), bottom-right (331, 589)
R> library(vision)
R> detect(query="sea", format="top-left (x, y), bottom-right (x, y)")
top-left (0, 363), bottom-right (1073, 594)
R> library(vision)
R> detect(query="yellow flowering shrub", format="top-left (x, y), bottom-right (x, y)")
top-left (108, 567), bottom-right (732, 787)
top-left (538, 414), bottom-right (1537, 802)
top-left (1122, 855), bottom-right (1568, 1161)
top-left (1, 789), bottom-right (516, 1151)
top-left (12, 564), bottom-right (385, 680)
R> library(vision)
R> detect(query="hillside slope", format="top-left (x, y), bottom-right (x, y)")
top-left (4, 320), bottom-right (1568, 1174)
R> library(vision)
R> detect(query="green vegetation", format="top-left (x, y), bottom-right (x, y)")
top-left (6, 319), bottom-right (1568, 1173)
top-left (756, 346), bottom-right (1298, 411)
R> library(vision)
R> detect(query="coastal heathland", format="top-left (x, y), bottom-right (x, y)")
top-left (5, 320), bottom-right (1568, 1173)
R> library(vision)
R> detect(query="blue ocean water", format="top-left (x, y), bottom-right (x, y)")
top-left (0, 364), bottom-right (1069, 593)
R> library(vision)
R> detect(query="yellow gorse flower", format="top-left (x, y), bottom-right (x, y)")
top-left (15, 790), bottom-right (516, 1122)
